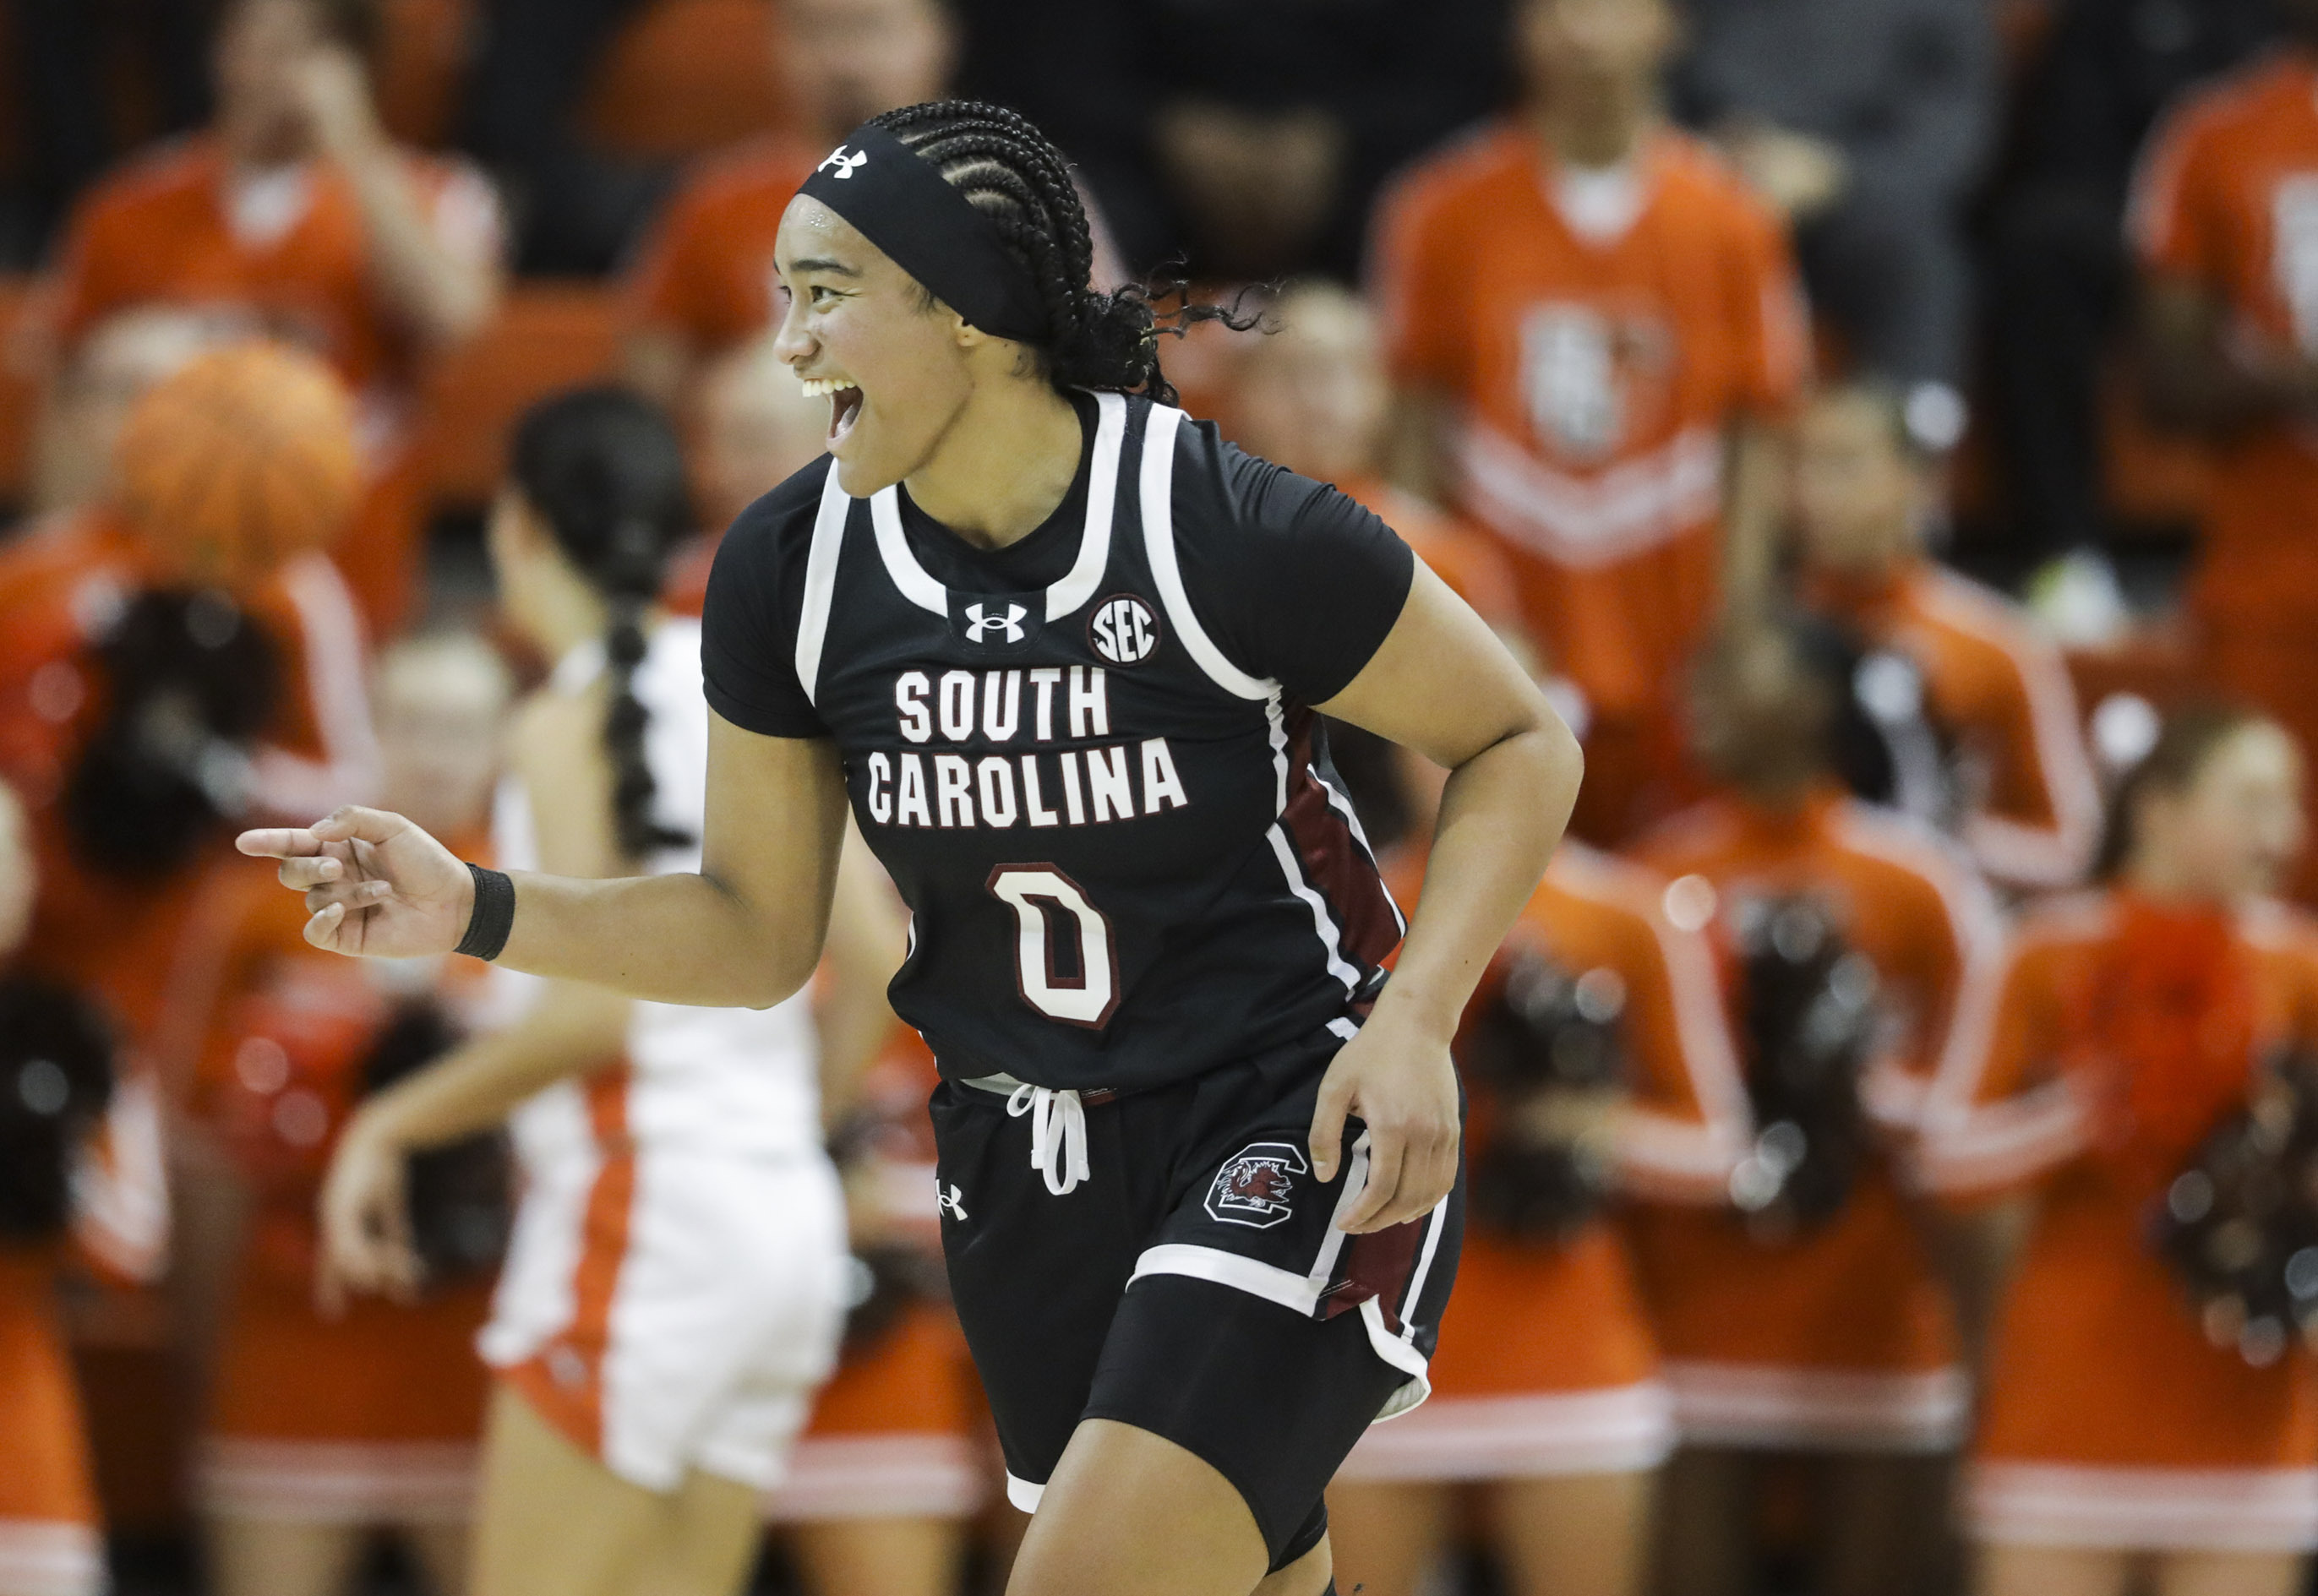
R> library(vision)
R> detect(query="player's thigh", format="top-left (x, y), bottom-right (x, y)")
top-left (624, 1468), bottom-right (764, 1596)
top-left (1007, 1418), bottom-right (1272, 1596)
top-left (398, 1520), bottom-right (471, 1596)
top-left (469, 1382), bottom-right (662, 1596)
top-left (1486, 1470), bottom-right (1655, 1596)
top-left (202, 1515), bottom-right (368, 1596)
top-left (1973, 1542), bottom-right (2135, 1596)
top-left (1323, 1480), bottom-right (1452, 1596)
top-left (788, 1517), bottom-right (967, 1596)
top-left (2154, 1549), bottom-right (2310, 1596)
top-left (1254, 1536), bottom-right (1334, 1596)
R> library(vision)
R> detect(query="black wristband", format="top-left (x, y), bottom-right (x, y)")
top-left (454, 863), bottom-right (515, 961)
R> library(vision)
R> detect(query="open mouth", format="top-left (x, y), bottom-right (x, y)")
top-left (799, 375), bottom-right (864, 448)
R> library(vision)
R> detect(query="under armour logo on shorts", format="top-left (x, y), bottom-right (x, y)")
top-left (1206, 1142), bottom-right (1308, 1228)
top-left (936, 1180), bottom-right (969, 1221)
top-left (819, 145), bottom-right (869, 179)
top-left (963, 602), bottom-right (1028, 645)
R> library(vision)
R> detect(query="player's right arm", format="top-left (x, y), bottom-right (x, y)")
top-left (237, 718), bottom-right (853, 1010)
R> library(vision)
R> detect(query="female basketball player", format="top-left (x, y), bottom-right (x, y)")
top-left (248, 102), bottom-right (1583, 1596)
top-left (309, 390), bottom-right (887, 1596)
top-left (1922, 705), bottom-right (2318, 1596)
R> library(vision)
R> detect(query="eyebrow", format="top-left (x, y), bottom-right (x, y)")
top-left (783, 257), bottom-right (862, 278)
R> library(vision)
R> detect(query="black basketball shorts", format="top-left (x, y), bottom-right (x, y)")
top-left (930, 1022), bottom-right (1465, 1571)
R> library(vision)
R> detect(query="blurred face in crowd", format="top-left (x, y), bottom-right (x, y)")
top-left (215, 0), bottom-right (340, 162)
top-left (0, 782), bottom-right (31, 961)
top-left (695, 335), bottom-right (832, 529)
top-left (374, 636), bottom-right (513, 842)
top-left (1516, 0), bottom-right (1676, 133)
top-left (771, 197), bottom-right (981, 497)
top-left (2133, 722), bottom-right (2306, 902)
top-left (36, 308), bottom-right (235, 515)
top-left (1690, 628), bottom-right (1831, 801)
top-left (1792, 389), bottom-right (1928, 580)
top-left (1231, 284), bottom-right (1388, 486)
top-left (779, 0), bottom-right (955, 144)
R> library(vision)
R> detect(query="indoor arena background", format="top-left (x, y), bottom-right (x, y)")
top-left (1, 1), bottom-right (2314, 1593)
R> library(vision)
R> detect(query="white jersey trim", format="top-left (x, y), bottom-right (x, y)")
top-left (1047, 391), bottom-right (1127, 619)
top-left (1137, 403), bottom-right (1277, 701)
top-left (794, 465), bottom-right (853, 705)
top-left (870, 488), bottom-right (947, 616)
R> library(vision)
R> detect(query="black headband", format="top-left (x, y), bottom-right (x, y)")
top-left (796, 123), bottom-right (1051, 346)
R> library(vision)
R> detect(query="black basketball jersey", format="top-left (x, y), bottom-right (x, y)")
top-left (701, 393), bottom-right (1415, 1092)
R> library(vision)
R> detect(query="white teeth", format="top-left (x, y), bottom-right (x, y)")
top-left (799, 377), bottom-right (856, 398)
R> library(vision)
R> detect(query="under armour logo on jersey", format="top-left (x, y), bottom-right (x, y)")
top-left (963, 602), bottom-right (1028, 645)
top-left (1088, 594), bottom-right (1161, 666)
top-left (936, 1181), bottom-right (968, 1222)
top-left (818, 145), bottom-right (869, 179)
top-left (1205, 1142), bottom-right (1309, 1228)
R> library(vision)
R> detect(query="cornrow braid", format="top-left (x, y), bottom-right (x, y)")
top-left (507, 388), bottom-right (694, 862)
top-left (870, 100), bottom-right (1263, 404)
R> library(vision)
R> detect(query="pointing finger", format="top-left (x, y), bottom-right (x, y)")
top-left (237, 826), bottom-right (325, 859)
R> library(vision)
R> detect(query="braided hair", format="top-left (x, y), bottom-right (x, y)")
top-left (870, 101), bottom-right (1259, 405)
top-left (507, 389), bottom-right (693, 861)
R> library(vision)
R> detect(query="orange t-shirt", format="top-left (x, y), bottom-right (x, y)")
top-left (624, 137), bottom-right (820, 358)
top-left (44, 134), bottom-right (501, 404)
top-left (1625, 789), bottom-right (2003, 1378)
top-left (1921, 892), bottom-right (2318, 1471)
top-left (1372, 123), bottom-right (1808, 722)
top-left (1808, 558), bottom-right (2101, 891)
top-left (1340, 473), bottom-right (1524, 644)
top-left (2130, 49), bottom-right (2318, 635)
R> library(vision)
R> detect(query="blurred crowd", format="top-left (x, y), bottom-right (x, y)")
top-left (7, 1), bottom-right (2318, 1595)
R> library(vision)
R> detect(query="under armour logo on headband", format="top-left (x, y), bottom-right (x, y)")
top-left (819, 145), bottom-right (869, 179)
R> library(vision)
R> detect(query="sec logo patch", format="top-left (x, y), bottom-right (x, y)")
top-left (1088, 594), bottom-right (1161, 666)
top-left (1205, 1141), bottom-right (1308, 1228)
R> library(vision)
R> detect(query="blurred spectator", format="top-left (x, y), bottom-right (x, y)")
top-left (0, 0), bottom-right (213, 265)
top-left (23, 305), bottom-right (243, 520)
top-left (34, 0), bottom-right (506, 636)
top-left (166, 632), bottom-right (510, 1596)
top-left (2133, 2), bottom-right (2318, 907)
top-left (0, 775), bottom-right (117, 1596)
top-left (457, 0), bottom-right (659, 275)
top-left (1631, 621), bottom-right (2000, 1596)
top-left (1326, 744), bottom-right (1749, 1596)
top-left (1918, 706), bottom-right (2318, 1596)
top-left (619, 0), bottom-right (957, 406)
top-left (1672, 0), bottom-right (1995, 431)
top-left (1792, 381), bottom-right (2102, 891)
top-left (1229, 281), bottom-right (1534, 661)
top-left (952, 0), bottom-right (1511, 279)
top-left (663, 330), bottom-right (831, 612)
top-left (1370, 0), bottom-right (1808, 847)
top-left (1993, 0), bottom-right (2274, 635)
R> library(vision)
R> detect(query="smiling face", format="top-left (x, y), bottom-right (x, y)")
top-left (1792, 389), bottom-right (1927, 579)
top-left (770, 194), bottom-right (980, 495)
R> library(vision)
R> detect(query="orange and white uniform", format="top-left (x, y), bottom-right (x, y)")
top-left (39, 135), bottom-right (505, 634)
top-left (624, 138), bottom-right (820, 364)
top-left (1339, 843), bottom-right (1749, 1482)
top-left (1340, 475), bottom-right (1525, 645)
top-left (1628, 789), bottom-right (2003, 1451)
top-left (1807, 559), bottom-right (2101, 892)
top-left (1921, 891), bottom-right (2318, 1552)
top-left (1372, 124), bottom-right (1808, 842)
top-left (171, 865), bottom-right (494, 1523)
top-left (2130, 49), bottom-right (2318, 903)
top-left (766, 1032), bottom-right (990, 1523)
top-left (480, 618), bottom-right (848, 1492)
top-left (0, 1247), bottom-right (104, 1596)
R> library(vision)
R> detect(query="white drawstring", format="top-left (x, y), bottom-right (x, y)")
top-left (1006, 1084), bottom-right (1090, 1196)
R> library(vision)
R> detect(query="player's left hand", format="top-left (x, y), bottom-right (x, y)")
top-left (1309, 1014), bottom-right (1461, 1234)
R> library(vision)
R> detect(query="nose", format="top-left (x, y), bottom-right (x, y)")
top-left (771, 287), bottom-right (815, 368)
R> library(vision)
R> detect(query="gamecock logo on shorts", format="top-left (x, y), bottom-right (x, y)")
top-left (1205, 1142), bottom-right (1309, 1228)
